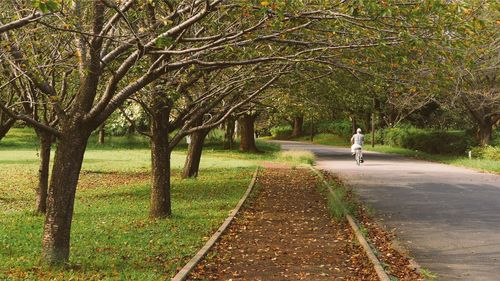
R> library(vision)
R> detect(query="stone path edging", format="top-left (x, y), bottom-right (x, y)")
top-left (310, 166), bottom-right (391, 281)
top-left (171, 167), bottom-right (259, 281)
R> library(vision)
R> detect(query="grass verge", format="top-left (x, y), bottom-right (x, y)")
top-left (365, 145), bottom-right (499, 174)
top-left (278, 150), bottom-right (315, 165)
top-left (312, 169), bottom-right (356, 221)
top-left (420, 268), bottom-right (438, 281)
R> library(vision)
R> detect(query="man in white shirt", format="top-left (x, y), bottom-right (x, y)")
top-left (350, 128), bottom-right (364, 162)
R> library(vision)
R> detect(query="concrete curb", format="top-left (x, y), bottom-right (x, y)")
top-left (309, 166), bottom-right (391, 281)
top-left (325, 169), bottom-right (425, 276)
top-left (346, 215), bottom-right (391, 281)
top-left (171, 167), bottom-right (259, 281)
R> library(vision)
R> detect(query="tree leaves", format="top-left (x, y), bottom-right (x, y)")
top-left (32, 0), bottom-right (61, 13)
top-left (155, 37), bottom-right (174, 48)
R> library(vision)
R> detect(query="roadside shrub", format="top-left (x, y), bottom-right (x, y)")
top-left (364, 129), bottom-right (385, 145)
top-left (384, 127), bottom-right (476, 155)
top-left (411, 131), bottom-right (473, 154)
top-left (384, 127), bottom-right (412, 147)
top-left (316, 120), bottom-right (352, 137)
top-left (270, 125), bottom-right (293, 139)
top-left (492, 130), bottom-right (500, 147)
top-left (471, 146), bottom-right (500, 160)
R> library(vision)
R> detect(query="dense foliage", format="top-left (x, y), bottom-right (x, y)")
top-left (383, 127), bottom-right (476, 155)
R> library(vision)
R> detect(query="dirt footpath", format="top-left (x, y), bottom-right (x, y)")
top-left (188, 168), bottom-right (378, 280)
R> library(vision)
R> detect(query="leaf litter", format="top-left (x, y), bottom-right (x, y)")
top-left (188, 168), bottom-right (378, 280)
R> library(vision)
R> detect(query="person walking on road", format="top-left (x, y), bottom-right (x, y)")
top-left (351, 128), bottom-right (364, 162)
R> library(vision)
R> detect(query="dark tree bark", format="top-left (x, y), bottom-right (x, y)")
top-left (364, 114), bottom-right (371, 134)
top-left (371, 97), bottom-right (376, 147)
top-left (98, 123), bottom-right (105, 144)
top-left (239, 114), bottom-right (258, 152)
top-left (149, 98), bottom-right (173, 218)
top-left (309, 117), bottom-right (314, 142)
top-left (0, 118), bottom-right (15, 141)
top-left (291, 116), bottom-right (303, 137)
top-left (351, 116), bottom-right (357, 134)
top-left (223, 118), bottom-right (235, 150)
top-left (42, 129), bottom-right (90, 264)
top-left (35, 130), bottom-right (52, 214)
top-left (371, 112), bottom-right (375, 148)
top-left (182, 127), bottom-right (209, 178)
top-left (127, 123), bottom-right (135, 135)
top-left (478, 117), bottom-right (494, 146)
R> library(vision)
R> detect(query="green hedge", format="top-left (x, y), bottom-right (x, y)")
top-left (270, 125), bottom-right (293, 139)
top-left (383, 127), bottom-right (476, 155)
top-left (316, 120), bottom-right (352, 138)
top-left (364, 130), bottom-right (385, 144)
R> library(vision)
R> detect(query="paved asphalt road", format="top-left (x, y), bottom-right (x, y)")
top-left (274, 140), bottom-right (500, 281)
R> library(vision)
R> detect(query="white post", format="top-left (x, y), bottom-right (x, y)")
top-left (468, 150), bottom-right (472, 159)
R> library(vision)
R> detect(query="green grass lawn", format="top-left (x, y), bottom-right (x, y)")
top-left (0, 128), bottom-right (311, 280)
top-left (290, 133), bottom-right (349, 147)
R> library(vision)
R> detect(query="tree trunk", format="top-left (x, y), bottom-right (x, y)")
top-left (182, 128), bottom-right (209, 178)
top-left (351, 116), bottom-right (357, 135)
top-left (371, 112), bottom-right (375, 148)
top-left (149, 98), bottom-right (172, 218)
top-left (223, 118), bottom-right (235, 150)
top-left (35, 130), bottom-right (52, 214)
top-left (478, 119), bottom-right (493, 146)
top-left (310, 117), bottom-right (314, 142)
top-left (42, 130), bottom-right (89, 265)
top-left (364, 115), bottom-right (371, 134)
top-left (0, 118), bottom-right (15, 141)
top-left (98, 123), bottom-right (105, 144)
top-left (127, 123), bottom-right (135, 135)
top-left (292, 116), bottom-right (304, 137)
top-left (239, 114), bottom-right (258, 153)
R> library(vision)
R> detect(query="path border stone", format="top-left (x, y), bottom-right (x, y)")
top-left (310, 166), bottom-right (391, 281)
top-left (171, 167), bottom-right (259, 281)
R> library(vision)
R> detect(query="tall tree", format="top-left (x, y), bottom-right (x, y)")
top-left (182, 116), bottom-right (210, 178)
top-left (450, 2), bottom-right (499, 145)
top-left (223, 117), bottom-right (236, 149)
top-left (239, 112), bottom-right (259, 152)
